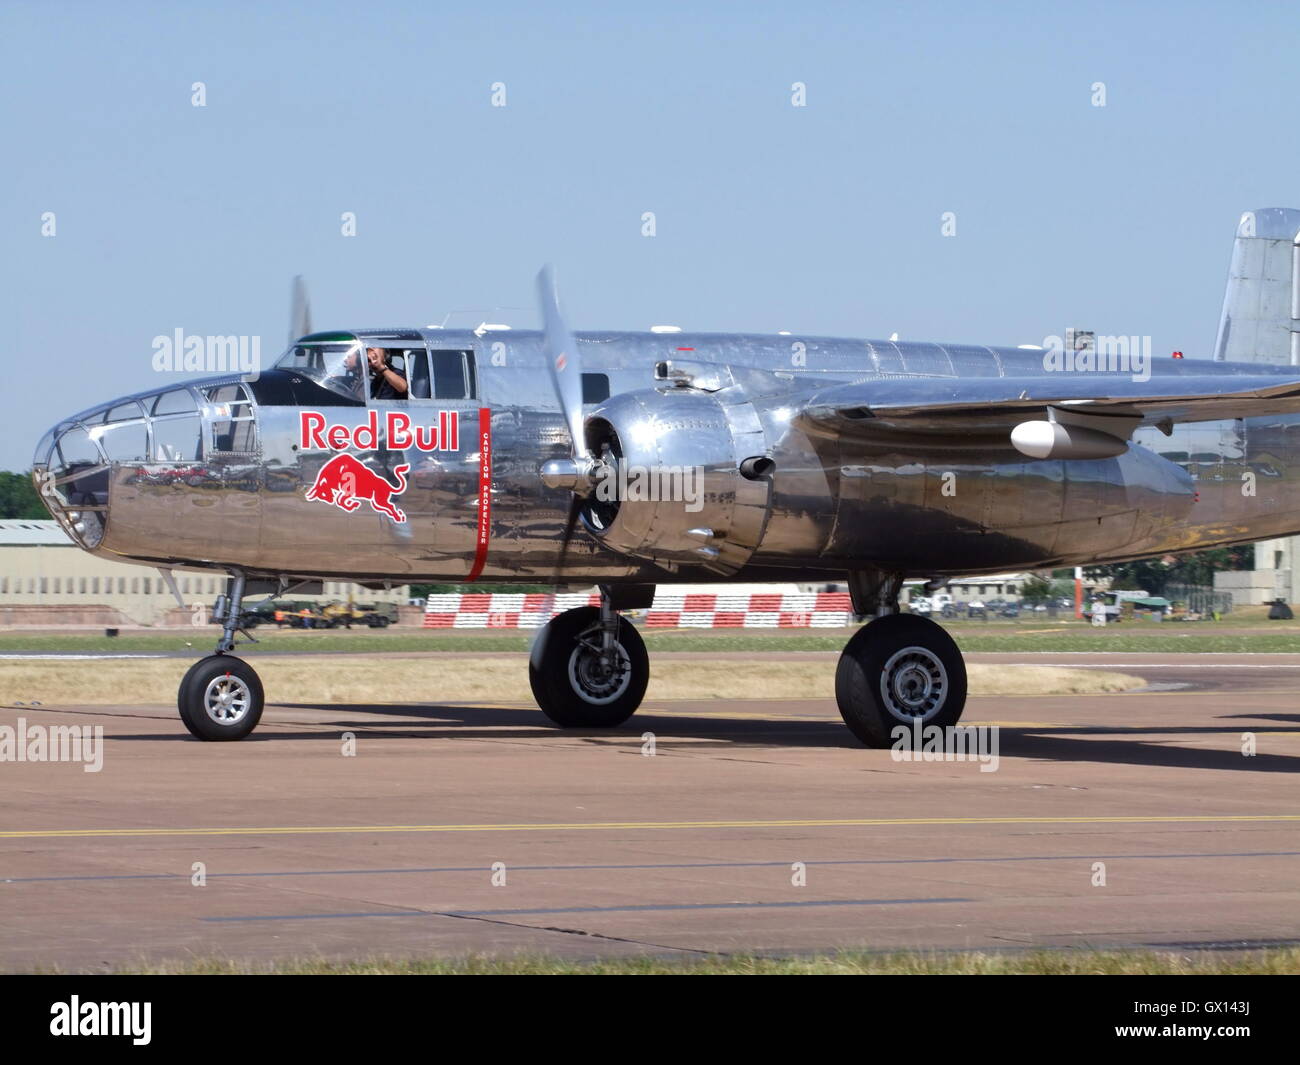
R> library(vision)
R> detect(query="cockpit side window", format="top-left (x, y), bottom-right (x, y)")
top-left (365, 348), bottom-right (411, 401)
top-left (406, 348), bottom-right (431, 399)
top-left (152, 389), bottom-right (197, 415)
top-left (582, 373), bottom-right (610, 404)
top-left (430, 349), bottom-right (476, 400)
top-left (152, 414), bottom-right (202, 462)
top-left (205, 384), bottom-right (257, 453)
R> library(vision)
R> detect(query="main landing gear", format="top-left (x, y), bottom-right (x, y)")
top-left (529, 589), bottom-right (650, 728)
top-left (178, 572), bottom-right (265, 741)
top-left (833, 570), bottom-right (968, 747)
top-left (527, 576), bottom-right (968, 749)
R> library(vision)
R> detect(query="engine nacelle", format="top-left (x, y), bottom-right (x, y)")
top-left (580, 389), bottom-right (772, 573)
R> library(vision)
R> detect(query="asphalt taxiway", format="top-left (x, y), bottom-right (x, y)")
top-left (1, 652), bottom-right (1297, 970)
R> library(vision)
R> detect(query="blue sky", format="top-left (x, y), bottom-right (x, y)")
top-left (3, 0), bottom-right (1298, 469)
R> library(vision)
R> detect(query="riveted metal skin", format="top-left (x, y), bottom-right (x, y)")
top-left (31, 327), bottom-right (1300, 587)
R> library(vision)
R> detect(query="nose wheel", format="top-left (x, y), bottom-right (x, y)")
top-left (835, 613), bottom-right (967, 747)
top-left (530, 605), bottom-right (648, 727)
top-left (178, 570), bottom-right (266, 741)
top-left (178, 655), bottom-right (265, 741)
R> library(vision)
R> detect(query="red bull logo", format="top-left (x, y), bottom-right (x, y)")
top-left (305, 454), bottom-right (410, 523)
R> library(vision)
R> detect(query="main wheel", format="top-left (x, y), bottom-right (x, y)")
top-left (835, 613), bottom-right (967, 748)
top-left (178, 655), bottom-right (264, 741)
top-left (529, 606), bottom-right (648, 727)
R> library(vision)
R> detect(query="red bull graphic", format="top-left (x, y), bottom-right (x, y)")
top-left (299, 410), bottom-right (459, 452)
top-left (305, 454), bottom-right (410, 523)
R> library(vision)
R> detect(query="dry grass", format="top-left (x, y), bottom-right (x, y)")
top-left (0, 657), bottom-right (1143, 707)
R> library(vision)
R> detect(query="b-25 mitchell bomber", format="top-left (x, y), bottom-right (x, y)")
top-left (33, 209), bottom-right (1300, 747)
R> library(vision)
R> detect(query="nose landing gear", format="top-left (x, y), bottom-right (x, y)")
top-left (178, 655), bottom-right (264, 741)
top-left (178, 571), bottom-right (266, 741)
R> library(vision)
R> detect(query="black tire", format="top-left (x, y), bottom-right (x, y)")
top-left (178, 655), bottom-right (264, 741)
top-left (529, 607), bottom-right (648, 727)
top-left (835, 613), bottom-right (967, 748)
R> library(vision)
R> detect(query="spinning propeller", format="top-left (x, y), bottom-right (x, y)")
top-left (535, 266), bottom-right (611, 583)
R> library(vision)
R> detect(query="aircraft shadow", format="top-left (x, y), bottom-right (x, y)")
top-left (96, 702), bottom-right (1300, 770)
top-left (248, 702), bottom-right (1300, 769)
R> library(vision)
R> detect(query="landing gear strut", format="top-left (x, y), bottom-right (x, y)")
top-left (529, 589), bottom-right (649, 727)
top-left (836, 570), bottom-right (968, 747)
top-left (178, 571), bottom-right (265, 741)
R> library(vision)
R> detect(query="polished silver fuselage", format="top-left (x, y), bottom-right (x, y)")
top-left (35, 330), bottom-right (1300, 585)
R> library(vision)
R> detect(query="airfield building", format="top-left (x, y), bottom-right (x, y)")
top-left (0, 519), bottom-right (408, 626)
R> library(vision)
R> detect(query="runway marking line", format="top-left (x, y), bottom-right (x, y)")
top-left (2, 814), bottom-right (1298, 841)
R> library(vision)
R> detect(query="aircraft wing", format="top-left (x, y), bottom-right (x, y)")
top-left (796, 373), bottom-right (1300, 439)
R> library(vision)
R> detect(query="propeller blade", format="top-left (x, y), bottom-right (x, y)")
top-left (289, 275), bottom-right (312, 343)
top-left (536, 265), bottom-right (587, 460)
top-left (551, 494), bottom-right (583, 588)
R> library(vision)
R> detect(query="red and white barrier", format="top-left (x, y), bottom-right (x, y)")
top-left (423, 591), bottom-right (853, 628)
top-left (643, 592), bottom-right (852, 628)
top-left (423, 592), bottom-right (600, 628)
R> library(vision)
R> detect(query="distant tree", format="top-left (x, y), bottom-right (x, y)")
top-left (1048, 578), bottom-right (1075, 600)
top-left (1020, 575), bottom-right (1076, 603)
top-left (1085, 546), bottom-right (1252, 598)
top-left (1019, 575), bottom-right (1053, 603)
top-left (0, 471), bottom-right (46, 519)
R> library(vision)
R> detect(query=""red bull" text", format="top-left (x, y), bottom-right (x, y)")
top-left (299, 410), bottom-right (459, 452)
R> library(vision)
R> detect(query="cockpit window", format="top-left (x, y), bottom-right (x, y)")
top-left (103, 401), bottom-right (144, 423)
top-left (152, 389), bottom-right (197, 415)
top-left (431, 349), bottom-right (476, 400)
top-left (408, 349), bottom-right (431, 399)
top-left (366, 348), bottom-right (411, 401)
top-left (152, 415), bottom-right (202, 462)
top-left (275, 337), bottom-right (366, 401)
top-left (57, 427), bottom-right (101, 468)
top-left (205, 384), bottom-right (257, 452)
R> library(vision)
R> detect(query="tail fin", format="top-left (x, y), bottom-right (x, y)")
top-left (1213, 207), bottom-right (1300, 365)
top-left (289, 275), bottom-right (313, 344)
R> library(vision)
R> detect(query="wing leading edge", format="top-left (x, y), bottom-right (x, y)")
top-left (797, 373), bottom-right (1300, 437)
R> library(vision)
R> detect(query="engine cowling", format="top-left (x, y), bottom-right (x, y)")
top-left (579, 389), bottom-right (772, 574)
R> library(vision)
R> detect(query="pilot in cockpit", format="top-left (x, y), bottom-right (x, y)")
top-left (343, 346), bottom-right (408, 400)
top-left (366, 347), bottom-right (408, 399)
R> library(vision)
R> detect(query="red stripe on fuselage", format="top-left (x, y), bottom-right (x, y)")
top-left (465, 408), bottom-right (492, 581)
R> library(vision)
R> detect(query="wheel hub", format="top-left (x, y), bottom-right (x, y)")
top-left (880, 645), bottom-right (947, 722)
top-left (567, 628), bottom-right (632, 705)
top-left (204, 673), bottom-right (252, 725)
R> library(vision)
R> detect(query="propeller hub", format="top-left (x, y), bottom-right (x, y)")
top-left (541, 457), bottom-right (597, 493)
